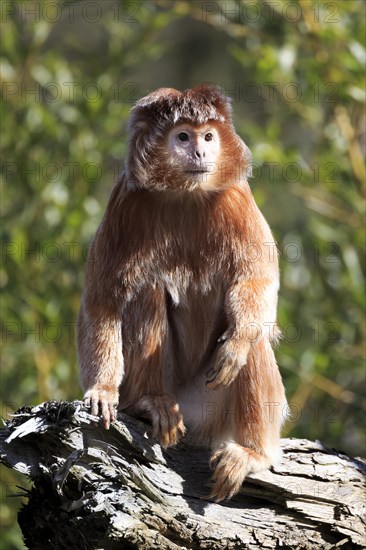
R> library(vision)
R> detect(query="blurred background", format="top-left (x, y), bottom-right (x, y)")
top-left (1, 0), bottom-right (365, 547)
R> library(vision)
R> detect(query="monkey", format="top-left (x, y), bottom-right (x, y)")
top-left (78, 84), bottom-right (287, 501)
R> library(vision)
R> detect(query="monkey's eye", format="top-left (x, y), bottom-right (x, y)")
top-left (178, 132), bottom-right (189, 142)
top-left (205, 133), bottom-right (213, 142)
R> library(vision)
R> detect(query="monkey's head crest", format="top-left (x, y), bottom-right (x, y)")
top-left (125, 85), bottom-right (251, 190)
top-left (130, 85), bottom-right (233, 130)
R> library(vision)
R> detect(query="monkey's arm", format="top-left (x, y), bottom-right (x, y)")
top-left (207, 268), bottom-right (279, 390)
top-left (78, 231), bottom-right (124, 429)
top-left (206, 190), bottom-right (280, 389)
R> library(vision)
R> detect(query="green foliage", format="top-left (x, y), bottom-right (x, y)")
top-left (1, 1), bottom-right (365, 547)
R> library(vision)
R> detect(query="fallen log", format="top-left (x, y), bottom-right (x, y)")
top-left (1, 400), bottom-right (365, 549)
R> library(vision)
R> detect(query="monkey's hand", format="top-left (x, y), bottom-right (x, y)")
top-left (133, 394), bottom-right (186, 448)
top-left (84, 385), bottom-right (119, 430)
top-left (206, 336), bottom-right (250, 390)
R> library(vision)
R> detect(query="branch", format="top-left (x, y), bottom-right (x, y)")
top-left (1, 401), bottom-right (365, 549)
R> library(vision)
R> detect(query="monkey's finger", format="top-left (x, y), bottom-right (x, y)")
top-left (206, 370), bottom-right (228, 390)
top-left (168, 426), bottom-right (179, 446)
top-left (206, 365), bottom-right (223, 387)
top-left (151, 410), bottom-right (168, 445)
top-left (165, 407), bottom-right (184, 446)
top-left (209, 483), bottom-right (225, 502)
top-left (206, 348), bottom-right (232, 386)
top-left (217, 365), bottom-right (238, 387)
top-left (210, 469), bottom-right (235, 501)
top-left (84, 397), bottom-right (91, 409)
top-left (210, 484), bottom-right (229, 502)
top-left (160, 430), bottom-right (170, 448)
top-left (177, 418), bottom-right (186, 437)
top-left (151, 413), bottom-right (160, 440)
top-left (171, 414), bottom-right (186, 445)
top-left (109, 403), bottom-right (117, 423)
top-left (206, 379), bottom-right (220, 390)
top-left (159, 412), bottom-right (171, 448)
top-left (207, 355), bottom-right (237, 389)
top-left (167, 417), bottom-right (179, 446)
top-left (210, 451), bottom-right (224, 471)
top-left (212, 458), bottom-right (237, 483)
top-left (212, 474), bottom-right (240, 502)
top-left (206, 366), bottom-right (217, 380)
top-left (90, 396), bottom-right (100, 417)
top-left (101, 400), bottom-right (111, 430)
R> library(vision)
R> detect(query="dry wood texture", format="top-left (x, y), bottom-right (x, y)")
top-left (1, 400), bottom-right (365, 549)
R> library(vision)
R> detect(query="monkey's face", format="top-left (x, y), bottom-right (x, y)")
top-left (165, 123), bottom-right (222, 191)
top-left (167, 124), bottom-right (220, 174)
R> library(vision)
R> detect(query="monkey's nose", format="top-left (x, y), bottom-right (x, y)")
top-left (195, 148), bottom-right (205, 159)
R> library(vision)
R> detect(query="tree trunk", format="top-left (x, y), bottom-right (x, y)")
top-left (0, 400), bottom-right (365, 549)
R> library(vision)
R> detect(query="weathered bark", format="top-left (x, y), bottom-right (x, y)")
top-left (0, 401), bottom-right (365, 549)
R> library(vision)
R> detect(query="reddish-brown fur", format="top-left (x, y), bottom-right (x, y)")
top-left (78, 85), bottom-right (287, 501)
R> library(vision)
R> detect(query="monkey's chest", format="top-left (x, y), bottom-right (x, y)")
top-left (121, 226), bottom-right (233, 295)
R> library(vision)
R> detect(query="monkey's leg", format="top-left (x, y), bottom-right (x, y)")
top-left (209, 338), bottom-right (287, 501)
top-left (121, 288), bottom-right (186, 448)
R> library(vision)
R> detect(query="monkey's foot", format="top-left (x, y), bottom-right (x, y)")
top-left (84, 385), bottom-right (119, 430)
top-left (206, 338), bottom-right (250, 390)
top-left (133, 394), bottom-right (186, 448)
top-left (209, 442), bottom-right (269, 502)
